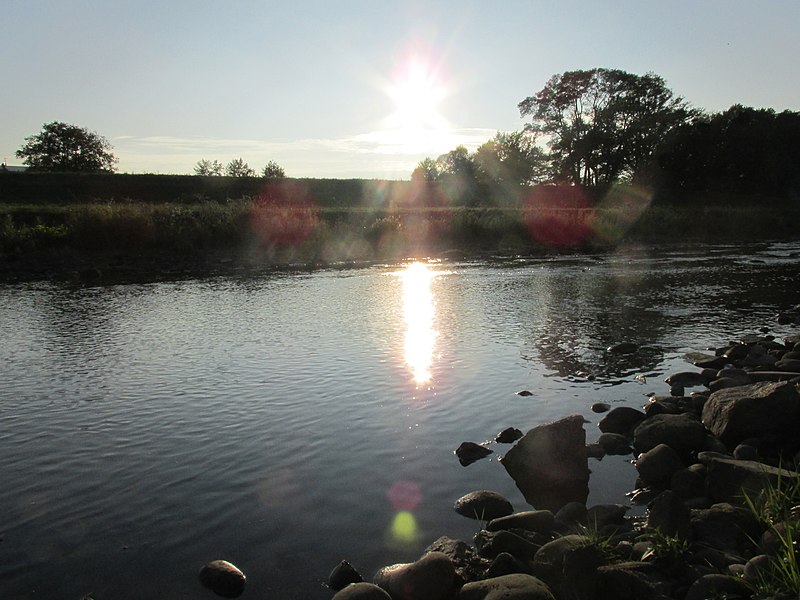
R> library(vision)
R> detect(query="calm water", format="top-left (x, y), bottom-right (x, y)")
top-left (1, 242), bottom-right (799, 599)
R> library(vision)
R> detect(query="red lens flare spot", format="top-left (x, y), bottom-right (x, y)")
top-left (387, 480), bottom-right (422, 512)
top-left (249, 181), bottom-right (318, 248)
top-left (523, 185), bottom-right (593, 247)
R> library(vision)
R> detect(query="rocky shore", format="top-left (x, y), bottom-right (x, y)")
top-left (200, 307), bottom-right (800, 600)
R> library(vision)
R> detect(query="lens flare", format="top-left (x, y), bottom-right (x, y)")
top-left (388, 510), bottom-right (419, 545)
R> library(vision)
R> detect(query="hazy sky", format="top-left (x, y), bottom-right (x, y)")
top-left (2, 1), bottom-right (799, 179)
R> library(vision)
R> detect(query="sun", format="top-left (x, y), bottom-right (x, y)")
top-left (386, 57), bottom-right (448, 132)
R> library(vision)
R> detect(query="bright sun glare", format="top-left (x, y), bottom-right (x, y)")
top-left (386, 56), bottom-right (448, 134)
top-left (401, 262), bottom-right (437, 385)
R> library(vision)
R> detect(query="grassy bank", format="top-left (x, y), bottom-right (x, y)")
top-left (1, 199), bottom-right (799, 280)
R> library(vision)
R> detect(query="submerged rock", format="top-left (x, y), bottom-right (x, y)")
top-left (496, 427), bottom-right (523, 444)
top-left (456, 442), bottom-right (494, 466)
top-left (607, 342), bottom-right (638, 355)
top-left (198, 560), bottom-right (246, 598)
top-left (501, 415), bottom-right (589, 512)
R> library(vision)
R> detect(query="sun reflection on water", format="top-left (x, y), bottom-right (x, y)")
top-left (401, 262), bottom-right (437, 386)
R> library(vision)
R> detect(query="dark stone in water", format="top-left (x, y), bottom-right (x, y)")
top-left (198, 560), bottom-right (246, 598)
top-left (496, 427), bottom-right (523, 444)
top-left (591, 402), bottom-right (611, 413)
top-left (607, 342), bottom-right (638, 355)
top-left (329, 560), bottom-right (363, 590)
top-left (454, 490), bottom-right (513, 521)
top-left (516, 390), bottom-right (533, 396)
top-left (455, 442), bottom-right (493, 466)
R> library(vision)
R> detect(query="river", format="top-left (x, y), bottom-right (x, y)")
top-left (1, 241), bottom-right (799, 599)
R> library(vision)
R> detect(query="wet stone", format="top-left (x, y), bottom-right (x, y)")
top-left (198, 560), bottom-right (246, 598)
top-left (456, 442), bottom-right (493, 466)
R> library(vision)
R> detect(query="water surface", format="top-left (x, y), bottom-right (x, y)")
top-left (1, 242), bottom-right (799, 599)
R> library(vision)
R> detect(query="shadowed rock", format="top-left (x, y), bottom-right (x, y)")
top-left (701, 381), bottom-right (800, 446)
top-left (459, 573), bottom-right (555, 600)
top-left (456, 442), bottom-right (493, 466)
top-left (198, 560), bottom-right (246, 598)
top-left (332, 583), bottom-right (392, 599)
top-left (501, 415), bottom-right (589, 512)
top-left (373, 551), bottom-right (455, 600)
top-left (454, 490), bottom-right (513, 521)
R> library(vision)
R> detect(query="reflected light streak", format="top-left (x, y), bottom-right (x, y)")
top-left (401, 262), bottom-right (437, 385)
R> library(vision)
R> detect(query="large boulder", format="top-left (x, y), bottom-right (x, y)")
top-left (458, 573), bottom-right (555, 600)
top-left (501, 415), bottom-right (589, 511)
top-left (373, 551), bottom-right (456, 600)
top-left (701, 381), bottom-right (800, 446)
top-left (635, 443), bottom-right (684, 487)
top-left (632, 414), bottom-right (706, 456)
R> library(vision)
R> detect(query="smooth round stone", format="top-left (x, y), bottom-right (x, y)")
top-left (591, 402), bottom-right (611, 413)
top-left (373, 551), bottom-right (455, 600)
top-left (329, 560), bottom-right (363, 590)
top-left (198, 560), bottom-right (246, 598)
top-left (454, 490), bottom-right (513, 521)
top-left (459, 573), bottom-right (555, 600)
top-left (332, 582), bottom-right (392, 599)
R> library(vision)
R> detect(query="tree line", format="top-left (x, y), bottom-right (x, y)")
top-left (414, 68), bottom-right (800, 202)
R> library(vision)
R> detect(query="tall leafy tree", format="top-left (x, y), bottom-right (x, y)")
top-left (262, 160), bottom-right (286, 179)
top-left (473, 131), bottom-right (548, 186)
top-left (16, 121), bottom-right (117, 172)
top-left (519, 69), bottom-right (695, 186)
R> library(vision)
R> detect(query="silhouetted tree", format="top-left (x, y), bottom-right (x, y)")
top-left (225, 158), bottom-right (255, 177)
top-left (194, 159), bottom-right (224, 176)
top-left (411, 157), bottom-right (441, 183)
top-left (16, 121), bottom-right (117, 173)
top-left (262, 160), bottom-right (285, 179)
top-left (473, 131), bottom-right (549, 186)
top-left (519, 69), bottom-right (695, 186)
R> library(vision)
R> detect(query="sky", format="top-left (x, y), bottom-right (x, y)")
top-left (2, 0), bottom-right (799, 179)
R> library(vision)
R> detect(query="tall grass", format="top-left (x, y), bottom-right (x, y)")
top-left (2, 200), bottom-right (799, 264)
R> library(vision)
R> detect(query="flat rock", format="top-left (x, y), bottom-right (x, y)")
top-left (487, 510), bottom-right (555, 534)
top-left (664, 371), bottom-right (709, 388)
top-left (458, 573), bottom-right (555, 600)
top-left (500, 415), bottom-right (589, 511)
top-left (703, 454), bottom-right (800, 504)
top-left (496, 427), bottom-right (523, 443)
top-left (607, 342), bottom-right (638, 354)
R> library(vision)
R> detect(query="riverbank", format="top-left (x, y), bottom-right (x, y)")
top-left (2, 202), bottom-right (799, 283)
top-left (324, 316), bottom-right (800, 600)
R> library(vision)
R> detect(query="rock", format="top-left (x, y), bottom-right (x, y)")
top-left (532, 535), bottom-right (590, 583)
top-left (516, 390), bottom-right (533, 396)
top-left (607, 342), bottom-right (638, 355)
top-left (586, 504), bottom-right (629, 529)
top-left (635, 443), bottom-right (684, 487)
top-left (701, 381), bottom-right (800, 446)
top-left (598, 406), bottom-right (646, 436)
top-left (559, 543), bottom-right (607, 600)
top-left (732, 443), bottom-right (758, 461)
top-left (716, 367), bottom-right (752, 385)
top-left (486, 553), bottom-right (532, 578)
top-left (691, 503), bottom-right (761, 555)
top-left (742, 554), bottom-right (771, 583)
top-left (454, 491), bottom-right (513, 521)
top-left (487, 530), bottom-right (541, 563)
top-left (458, 573), bottom-right (555, 600)
top-left (500, 415), bottom-right (589, 511)
top-left (591, 402), bottom-right (611, 413)
top-left (332, 583), bottom-right (392, 599)
top-left (597, 432), bottom-right (632, 455)
top-left (496, 427), bottom-right (523, 444)
top-left (198, 560), bottom-right (246, 598)
top-left (748, 370), bottom-right (800, 382)
top-left (633, 413), bottom-right (706, 456)
top-left (585, 443), bottom-right (605, 459)
top-left (329, 560), bottom-right (363, 590)
top-left (709, 377), bottom-right (744, 392)
top-left (374, 551), bottom-right (455, 600)
top-left (664, 371), bottom-right (709, 388)
top-left (703, 454), bottom-right (800, 504)
top-left (646, 490), bottom-right (691, 540)
top-left (684, 573), bottom-right (751, 600)
top-left (595, 562), bottom-right (659, 600)
top-left (553, 502), bottom-right (587, 529)
top-left (456, 442), bottom-right (493, 466)
top-left (776, 358), bottom-right (800, 371)
top-left (670, 465), bottom-right (706, 499)
top-left (425, 536), bottom-right (488, 587)
top-left (487, 510), bottom-right (555, 534)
